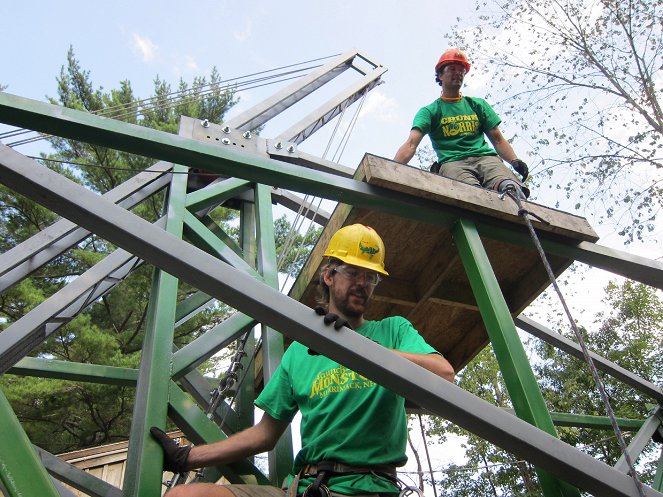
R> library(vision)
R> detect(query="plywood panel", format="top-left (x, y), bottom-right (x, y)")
top-left (289, 155), bottom-right (599, 371)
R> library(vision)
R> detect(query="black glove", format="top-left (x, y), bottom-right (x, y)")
top-left (314, 306), bottom-right (351, 330)
top-left (150, 426), bottom-right (192, 473)
top-left (510, 159), bottom-right (529, 182)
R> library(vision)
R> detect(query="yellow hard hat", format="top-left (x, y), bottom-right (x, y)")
top-left (323, 224), bottom-right (389, 275)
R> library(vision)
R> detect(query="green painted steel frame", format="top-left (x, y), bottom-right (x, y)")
top-left (453, 219), bottom-right (580, 497)
top-left (0, 388), bottom-right (60, 497)
top-left (123, 163), bottom-right (189, 497)
top-left (0, 92), bottom-right (661, 496)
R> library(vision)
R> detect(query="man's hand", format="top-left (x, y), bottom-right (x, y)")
top-left (510, 159), bottom-right (529, 182)
top-left (150, 427), bottom-right (192, 473)
top-left (314, 306), bottom-right (351, 330)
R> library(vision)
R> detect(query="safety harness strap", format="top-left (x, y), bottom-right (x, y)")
top-left (303, 461), bottom-right (397, 477)
top-left (290, 460), bottom-right (398, 497)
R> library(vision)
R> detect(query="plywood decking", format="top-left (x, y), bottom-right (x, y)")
top-left (289, 155), bottom-right (598, 371)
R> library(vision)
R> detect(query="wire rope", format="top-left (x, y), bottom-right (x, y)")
top-left (503, 187), bottom-right (647, 497)
top-left (3, 53), bottom-right (342, 147)
top-left (417, 414), bottom-right (438, 497)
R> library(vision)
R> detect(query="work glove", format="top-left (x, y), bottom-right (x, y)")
top-left (308, 307), bottom-right (352, 356)
top-left (510, 159), bottom-right (529, 182)
top-left (150, 426), bottom-right (192, 473)
top-left (314, 306), bottom-right (351, 330)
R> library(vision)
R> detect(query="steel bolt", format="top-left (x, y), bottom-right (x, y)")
top-left (222, 126), bottom-right (231, 134)
top-left (243, 130), bottom-right (252, 139)
top-left (275, 141), bottom-right (283, 150)
top-left (286, 145), bottom-right (296, 153)
top-left (221, 138), bottom-right (231, 145)
top-left (201, 119), bottom-right (209, 128)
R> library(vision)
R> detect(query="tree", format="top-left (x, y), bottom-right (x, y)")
top-left (449, 0), bottom-right (662, 242)
top-left (424, 281), bottom-right (662, 494)
top-left (0, 48), bottom-right (320, 453)
top-left (533, 280), bottom-right (662, 478)
top-left (425, 347), bottom-right (542, 496)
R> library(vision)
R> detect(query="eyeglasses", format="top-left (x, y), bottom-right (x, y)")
top-left (332, 265), bottom-right (382, 286)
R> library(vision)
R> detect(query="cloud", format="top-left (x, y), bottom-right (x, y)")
top-left (359, 89), bottom-right (398, 122)
top-left (233, 19), bottom-right (253, 42)
top-left (131, 33), bottom-right (158, 62)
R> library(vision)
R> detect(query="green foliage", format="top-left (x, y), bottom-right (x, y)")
top-left (274, 215), bottom-right (323, 277)
top-left (449, 0), bottom-right (662, 243)
top-left (422, 281), bottom-right (662, 495)
top-left (425, 347), bottom-right (542, 496)
top-left (0, 47), bottom-right (243, 452)
top-left (1, 47), bottom-right (324, 454)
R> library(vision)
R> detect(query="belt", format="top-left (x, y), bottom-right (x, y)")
top-left (287, 460), bottom-right (398, 497)
top-left (301, 461), bottom-right (397, 478)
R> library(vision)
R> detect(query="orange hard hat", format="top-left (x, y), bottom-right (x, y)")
top-left (435, 48), bottom-right (471, 74)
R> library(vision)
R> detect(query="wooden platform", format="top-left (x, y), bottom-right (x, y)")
top-left (288, 154), bottom-right (599, 371)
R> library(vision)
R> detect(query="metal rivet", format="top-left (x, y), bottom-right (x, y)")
top-left (286, 145), bottom-right (296, 153)
top-left (243, 130), bottom-right (252, 139)
top-left (201, 119), bottom-right (209, 128)
top-left (221, 138), bottom-right (231, 145)
top-left (222, 126), bottom-right (231, 134)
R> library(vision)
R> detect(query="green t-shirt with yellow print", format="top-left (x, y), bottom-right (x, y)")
top-left (255, 316), bottom-right (438, 495)
top-left (412, 96), bottom-right (501, 164)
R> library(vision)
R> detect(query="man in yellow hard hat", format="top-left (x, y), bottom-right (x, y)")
top-left (151, 224), bottom-right (454, 497)
top-left (394, 48), bottom-right (530, 198)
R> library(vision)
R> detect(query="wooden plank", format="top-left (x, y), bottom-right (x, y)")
top-left (361, 154), bottom-right (599, 242)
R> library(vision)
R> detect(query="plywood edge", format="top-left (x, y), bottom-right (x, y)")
top-left (360, 154), bottom-right (599, 243)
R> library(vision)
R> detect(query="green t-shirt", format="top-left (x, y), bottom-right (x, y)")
top-left (255, 316), bottom-right (438, 495)
top-left (412, 96), bottom-right (501, 164)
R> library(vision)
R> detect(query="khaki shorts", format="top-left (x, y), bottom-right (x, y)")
top-left (224, 485), bottom-right (388, 497)
top-left (438, 155), bottom-right (529, 197)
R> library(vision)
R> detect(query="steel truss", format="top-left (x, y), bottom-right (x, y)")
top-left (0, 49), bottom-right (662, 497)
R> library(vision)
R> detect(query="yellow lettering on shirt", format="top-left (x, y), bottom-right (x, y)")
top-left (439, 114), bottom-right (480, 137)
top-left (309, 365), bottom-right (375, 399)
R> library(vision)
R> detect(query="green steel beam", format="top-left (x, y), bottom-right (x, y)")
top-left (185, 178), bottom-right (252, 211)
top-left (0, 93), bottom-right (493, 230)
top-left (33, 446), bottom-right (122, 497)
top-left (0, 388), bottom-right (60, 497)
top-left (175, 290), bottom-right (215, 327)
top-left (238, 200), bottom-right (257, 431)
top-left (172, 311), bottom-right (257, 379)
top-left (453, 219), bottom-right (580, 497)
top-left (255, 183), bottom-right (294, 484)
top-left (548, 412), bottom-right (644, 431)
top-left (183, 210), bottom-right (262, 279)
top-left (654, 447), bottom-right (663, 492)
top-left (475, 224), bottom-right (663, 290)
top-left (167, 382), bottom-right (270, 485)
top-left (198, 214), bottom-right (245, 258)
top-left (7, 357), bottom-right (138, 385)
top-left (123, 164), bottom-right (188, 497)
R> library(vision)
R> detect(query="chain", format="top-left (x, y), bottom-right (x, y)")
top-left (166, 330), bottom-right (253, 488)
top-left (207, 330), bottom-right (252, 417)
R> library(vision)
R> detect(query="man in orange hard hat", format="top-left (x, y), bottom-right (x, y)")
top-left (151, 224), bottom-right (454, 497)
top-left (394, 48), bottom-right (530, 198)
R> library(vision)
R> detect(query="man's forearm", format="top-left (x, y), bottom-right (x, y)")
top-left (395, 350), bottom-right (455, 382)
top-left (393, 143), bottom-right (416, 164)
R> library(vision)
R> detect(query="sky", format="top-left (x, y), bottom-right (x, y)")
top-left (1, 0), bottom-right (661, 489)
